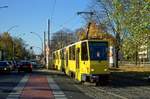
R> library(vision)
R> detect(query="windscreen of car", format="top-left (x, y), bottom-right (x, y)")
top-left (89, 41), bottom-right (108, 60)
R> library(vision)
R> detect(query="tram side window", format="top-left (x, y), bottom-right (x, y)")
top-left (69, 47), bottom-right (71, 60)
top-left (56, 52), bottom-right (59, 63)
top-left (53, 53), bottom-right (55, 59)
top-left (69, 45), bottom-right (75, 60)
top-left (59, 51), bottom-right (61, 63)
top-left (61, 50), bottom-right (64, 60)
top-left (56, 52), bottom-right (58, 60)
top-left (81, 42), bottom-right (88, 60)
top-left (72, 45), bottom-right (75, 60)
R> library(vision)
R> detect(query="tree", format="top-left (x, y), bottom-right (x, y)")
top-left (88, 0), bottom-right (149, 67)
top-left (13, 37), bottom-right (29, 60)
top-left (51, 29), bottom-right (76, 51)
top-left (0, 32), bottom-right (13, 60)
top-left (75, 27), bottom-right (86, 41)
top-left (122, 0), bottom-right (150, 64)
top-left (85, 0), bottom-right (126, 67)
top-left (0, 32), bottom-right (32, 60)
top-left (75, 22), bottom-right (116, 45)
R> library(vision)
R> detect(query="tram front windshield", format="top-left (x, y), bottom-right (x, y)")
top-left (89, 41), bottom-right (108, 60)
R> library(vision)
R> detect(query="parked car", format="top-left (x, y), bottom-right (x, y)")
top-left (18, 61), bottom-right (32, 73)
top-left (31, 61), bottom-right (44, 69)
top-left (0, 61), bottom-right (11, 73)
top-left (31, 61), bottom-right (38, 68)
top-left (36, 64), bottom-right (44, 69)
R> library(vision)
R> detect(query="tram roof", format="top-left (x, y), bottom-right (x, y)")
top-left (52, 39), bottom-right (108, 53)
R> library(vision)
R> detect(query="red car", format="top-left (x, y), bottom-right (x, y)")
top-left (18, 61), bottom-right (32, 73)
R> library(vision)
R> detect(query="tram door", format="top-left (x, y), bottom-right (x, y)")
top-left (76, 48), bottom-right (80, 80)
top-left (66, 51), bottom-right (68, 67)
top-left (61, 50), bottom-right (64, 72)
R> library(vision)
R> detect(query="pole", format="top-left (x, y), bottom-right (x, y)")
top-left (77, 12), bottom-right (94, 40)
top-left (12, 40), bottom-right (15, 60)
top-left (61, 32), bottom-right (62, 48)
top-left (48, 19), bottom-right (50, 49)
top-left (46, 19), bottom-right (50, 69)
top-left (44, 31), bottom-right (46, 67)
top-left (86, 22), bottom-right (92, 39)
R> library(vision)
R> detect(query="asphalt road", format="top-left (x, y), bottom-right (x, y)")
top-left (0, 70), bottom-right (92, 99)
top-left (0, 72), bottom-right (25, 99)
top-left (0, 69), bottom-right (150, 99)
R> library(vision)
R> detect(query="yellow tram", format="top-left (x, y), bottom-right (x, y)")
top-left (52, 39), bottom-right (110, 85)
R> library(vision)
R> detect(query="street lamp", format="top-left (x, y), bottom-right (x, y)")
top-left (30, 32), bottom-right (43, 55)
top-left (0, 6), bottom-right (8, 8)
top-left (6, 25), bottom-right (19, 32)
top-left (0, 5), bottom-right (8, 60)
top-left (1, 25), bottom-right (18, 60)
top-left (5, 25), bottom-right (19, 60)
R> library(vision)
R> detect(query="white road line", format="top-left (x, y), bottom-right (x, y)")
top-left (93, 87), bottom-right (128, 99)
top-left (6, 74), bottom-right (29, 99)
top-left (47, 76), bottom-right (67, 99)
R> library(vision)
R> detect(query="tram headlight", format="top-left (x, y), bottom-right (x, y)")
top-left (104, 69), bottom-right (107, 71)
top-left (91, 68), bottom-right (94, 72)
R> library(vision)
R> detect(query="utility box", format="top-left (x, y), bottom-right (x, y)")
top-left (109, 46), bottom-right (116, 67)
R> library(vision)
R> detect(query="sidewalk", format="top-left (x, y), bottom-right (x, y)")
top-left (20, 75), bottom-right (54, 99)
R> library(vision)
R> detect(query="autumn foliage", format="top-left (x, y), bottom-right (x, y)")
top-left (77, 22), bottom-right (116, 45)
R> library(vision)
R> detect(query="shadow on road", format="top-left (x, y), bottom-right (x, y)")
top-left (109, 71), bottom-right (150, 88)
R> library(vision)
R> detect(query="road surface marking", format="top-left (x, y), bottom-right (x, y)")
top-left (47, 76), bottom-right (67, 99)
top-left (6, 74), bottom-right (29, 99)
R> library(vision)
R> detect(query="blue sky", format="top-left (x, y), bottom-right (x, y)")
top-left (0, 0), bottom-right (90, 54)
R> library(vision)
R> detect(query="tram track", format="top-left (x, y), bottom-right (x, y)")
top-left (74, 73), bottom-right (150, 99)
top-left (100, 75), bottom-right (150, 98)
top-left (49, 70), bottom-right (150, 99)
top-left (93, 87), bottom-right (128, 99)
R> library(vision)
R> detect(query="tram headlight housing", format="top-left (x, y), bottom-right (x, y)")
top-left (91, 68), bottom-right (94, 72)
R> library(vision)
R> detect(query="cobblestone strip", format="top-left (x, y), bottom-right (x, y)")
top-left (47, 76), bottom-right (67, 99)
top-left (6, 74), bottom-right (29, 99)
